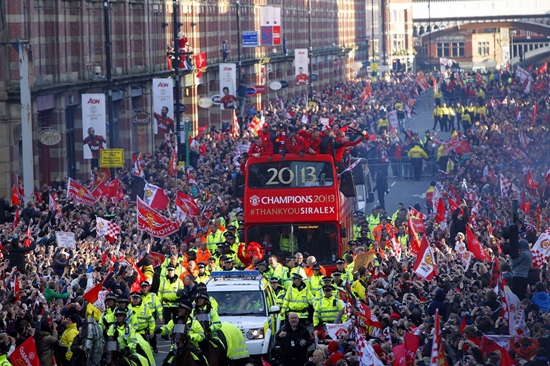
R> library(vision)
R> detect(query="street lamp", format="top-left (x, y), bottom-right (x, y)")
top-left (104, 1), bottom-right (115, 150)
top-left (510, 30), bottom-right (516, 70)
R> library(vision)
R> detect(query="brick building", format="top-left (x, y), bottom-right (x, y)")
top-left (0, 0), bottom-right (367, 193)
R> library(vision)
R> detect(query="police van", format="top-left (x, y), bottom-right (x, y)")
top-left (207, 271), bottom-right (281, 359)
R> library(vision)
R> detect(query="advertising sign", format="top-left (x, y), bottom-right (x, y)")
top-left (294, 49), bottom-right (309, 85)
top-left (219, 63), bottom-right (237, 110)
top-left (243, 31), bottom-right (259, 47)
top-left (82, 93), bottom-right (107, 160)
top-left (152, 78), bottom-right (174, 135)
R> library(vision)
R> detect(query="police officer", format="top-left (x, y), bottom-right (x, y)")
top-left (129, 292), bottom-right (156, 349)
top-left (195, 263), bottom-right (210, 283)
top-left (0, 333), bottom-right (13, 366)
top-left (193, 292), bottom-right (222, 338)
top-left (99, 292), bottom-right (118, 331)
top-left (281, 273), bottom-right (311, 325)
top-left (313, 285), bottom-right (345, 327)
top-left (156, 300), bottom-right (205, 366)
top-left (408, 143), bottom-right (428, 181)
top-left (307, 264), bottom-right (325, 305)
top-left (281, 256), bottom-right (306, 289)
top-left (158, 265), bottom-right (184, 324)
top-left (140, 281), bottom-right (163, 325)
top-left (270, 277), bottom-right (286, 308)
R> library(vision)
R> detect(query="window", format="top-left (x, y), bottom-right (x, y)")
top-left (421, 43), bottom-right (428, 56)
top-left (452, 42), bottom-right (465, 57)
top-left (478, 41), bottom-right (489, 56)
top-left (247, 161), bottom-right (334, 188)
top-left (437, 43), bottom-right (450, 57)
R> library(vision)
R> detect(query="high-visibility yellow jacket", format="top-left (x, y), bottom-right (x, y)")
top-left (158, 276), bottom-right (184, 307)
top-left (129, 302), bottom-right (155, 334)
top-left (313, 295), bottom-right (345, 326)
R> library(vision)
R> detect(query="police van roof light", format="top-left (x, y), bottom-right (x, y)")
top-left (210, 270), bottom-right (261, 280)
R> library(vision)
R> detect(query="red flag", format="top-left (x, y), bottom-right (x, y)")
top-left (11, 184), bottom-right (20, 206)
top-left (23, 226), bottom-right (32, 248)
top-left (136, 197), bottom-right (179, 238)
top-left (359, 82), bottom-right (372, 102)
top-left (176, 191), bottom-right (199, 217)
top-left (490, 257), bottom-right (500, 289)
top-left (447, 196), bottom-right (459, 212)
top-left (429, 308), bottom-right (442, 366)
top-left (404, 332), bottom-right (419, 366)
top-left (11, 209), bottom-right (20, 230)
top-left (67, 178), bottom-right (96, 206)
top-left (532, 103), bottom-right (539, 125)
top-left (147, 252), bottom-right (166, 268)
top-left (194, 52), bottom-right (207, 78)
top-left (143, 183), bottom-right (170, 210)
top-left (167, 146), bottom-right (178, 177)
top-left (409, 206), bottom-right (426, 220)
top-left (14, 276), bottom-right (21, 301)
top-left (231, 110), bottom-right (240, 139)
top-left (17, 175), bottom-right (25, 197)
top-left (130, 261), bottom-right (148, 293)
top-left (413, 235), bottom-right (436, 280)
top-left (526, 64), bottom-right (533, 72)
top-left (9, 334), bottom-right (39, 366)
top-left (83, 282), bottom-right (103, 304)
top-left (48, 194), bottom-right (58, 212)
top-left (538, 62), bottom-right (547, 75)
top-left (459, 316), bottom-right (467, 334)
top-left (91, 179), bottom-right (119, 199)
top-left (520, 200), bottom-right (531, 214)
top-left (545, 169), bottom-right (550, 187)
top-left (537, 205), bottom-right (542, 231)
top-left (407, 215), bottom-right (421, 255)
top-left (435, 198), bottom-right (446, 225)
top-left (33, 187), bottom-right (43, 204)
top-left (447, 184), bottom-right (461, 204)
top-left (525, 169), bottom-right (540, 189)
top-left (480, 335), bottom-right (513, 366)
top-left (94, 168), bottom-right (111, 187)
top-left (261, 358), bottom-right (272, 366)
top-left (393, 344), bottom-right (407, 366)
top-left (466, 225), bottom-right (490, 260)
top-left (409, 217), bottom-right (426, 234)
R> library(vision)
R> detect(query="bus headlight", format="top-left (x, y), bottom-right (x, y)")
top-left (245, 328), bottom-right (264, 339)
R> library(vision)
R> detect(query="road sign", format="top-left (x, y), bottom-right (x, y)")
top-left (243, 31), bottom-right (258, 47)
top-left (246, 87), bottom-right (257, 96)
top-left (371, 62), bottom-right (379, 71)
top-left (379, 65), bottom-right (390, 72)
top-left (279, 80), bottom-right (289, 89)
top-left (310, 74), bottom-right (319, 81)
top-left (100, 149), bottom-right (124, 168)
top-left (255, 86), bottom-right (266, 94)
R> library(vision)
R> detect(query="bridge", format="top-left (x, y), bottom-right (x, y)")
top-left (412, 0), bottom-right (550, 67)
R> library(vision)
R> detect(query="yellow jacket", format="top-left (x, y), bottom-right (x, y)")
top-left (86, 303), bottom-right (101, 321)
top-left (60, 323), bottom-right (79, 360)
top-left (408, 145), bottom-right (428, 159)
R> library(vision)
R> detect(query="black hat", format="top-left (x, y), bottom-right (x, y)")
top-left (224, 234), bottom-right (236, 240)
top-left (114, 307), bottom-right (127, 317)
top-left (197, 263), bottom-right (206, 268)
top-left (223, 257), bottom-right (234, 263)
top-left (130, 292), bottom-right (141, 298)
top-left (238, 220), bottom-right (244, 226)
top-left (292, 273), bottom-right (303, 280)
top-left (216, 242), bottom-right (225, 248)
top-left (179, 300), bottom-right (193, 312)
top-left (313, 263), bottom-right (321, 270)
top-left (322, 276), bottom-right (332, 282)
top-left (323, 285), bottom-right (335, 291)
top-left (236, 211), bottom-right (244, 216)
top-left (227, 225), bottom-right (237, 230)
top-left (140, 281), bottom-right (150, 287)
top-left (360, 222), bottom-right (369, 227)
top-left (348, 241), bottom-right (357, 246)
top-left (332, 270), bottom-right (342, 276)
top-left (335, 258), bottom-right (345, 264)
top-left (380, 215), bottom-right (388, 221)
top-left (167, 265), bottom-right (176, 271)
top-left (105, 292), bottom-right (118, 302)
top-left (196, 292), bottom-right (210, 301)
top-left (270, 277), bottom-right (279, 283)
top-left (285, 256), bottom-right (295, 261)
top-left (117, 295), bottom-right (129, 303)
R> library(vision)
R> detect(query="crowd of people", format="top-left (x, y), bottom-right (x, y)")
top-left (0, 63), bottom-right (549, 366)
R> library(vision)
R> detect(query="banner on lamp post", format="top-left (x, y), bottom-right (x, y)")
top-left (219, 63), bottom-right (237, 110)
top-left (152, 78), bottom-right (175, 136)
top-left (294, 48), bottom-right (309, 85)
top-left (82, 93), bottom-right (107, 160)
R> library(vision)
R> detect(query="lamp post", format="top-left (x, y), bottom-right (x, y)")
top-left (428, 0), bottom-right (431, 70)
top-left (371, 0), bottom-right (375, 63)
top-left (510, 30), bottom-right (516, 70)
top-left (172, 0), bottom-right (182, 162)
top-left (104, 1), bottom-right (115, 150)
top-left (308, 0), bottom-right (313, 98)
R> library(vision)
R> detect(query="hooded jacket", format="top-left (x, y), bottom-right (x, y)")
top-left (511, 239), bottom-right (532, 278)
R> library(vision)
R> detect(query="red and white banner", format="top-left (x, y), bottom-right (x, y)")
top-left (393, 344), bottom-right (407, 366)
top-left (219, 63), bottom-right (237, 110)
top-left (147, 251), bottom-right (166, 268)
top-left (414, 235), bottom-right (436, 280)
top-left (466, 225), bottom-right (490, 261)
top-left (531, 229), bottom-right (550, 268)
top-left (96, 217), bottom-right (122, 238)
top-left (294, 49), bottom-right (309, 85)
top-left (137, 197), bottom-right (179, 238)
top-left (404, 332), bottom-right (419, 366)
top-left (409, 216), bottom-right (426, 234)
top-left (176, 191), bottom-right (199, 217)
top-left (11, 184), bottom-right (20, 206)
top-left (10, 332), bottom-right (40, 366)
top-left (67, 178), bottom-right (96, 206)
top-left (356, 331), bottom-right (384, 366)
top-left (326, 320), bottom-right (352, 340)
top-left (499, 174), bottom-right (511, 197)
top-left (407, 215), bottom-right (421, 255)
top-left (152, 78), bottom-right (175, 135)
top-left (143, 183), bottom-right (170, 210)
top-left (49, 193), bottom-right (58, 212)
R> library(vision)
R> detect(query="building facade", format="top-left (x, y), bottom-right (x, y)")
top-left (0, 0), bottom-right (367, 195)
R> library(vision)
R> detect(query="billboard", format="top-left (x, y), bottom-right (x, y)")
top-left (219, 63), bottom-right (237, 110)
top-left (152, 78), bottom-right (174, 135)
top-left (82, 93), bottom-right (107, 160)
top-left (294, 48), bottom-right (309, 85)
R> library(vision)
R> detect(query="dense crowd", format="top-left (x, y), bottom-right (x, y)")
top-left (0, 63), bottom-right (549, 366)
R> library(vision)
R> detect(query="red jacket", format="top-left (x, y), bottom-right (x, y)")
top-left (257, 130), bottom-right (274, 155)
top-left (284, 135), bottom-right (305, 154)
top-left (298, 130), bottom-right (321, 154)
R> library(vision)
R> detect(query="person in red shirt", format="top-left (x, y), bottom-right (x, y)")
top-left (295, 67), bottom-right (309, 85)
top-left (248, 137), bottom-right (263, 158)
top-left (154, 106), bottom-right (174, 135)
top-left (83, 127), bottom-right (107, 159)
top-left (282, 132), bottom-right (305, 157)
top-left (334, 131), bottom-right (365, 163)
top-left (257, 123), bottom-right (275, 156)
top-left (298, 128), bottom-right (322, 154)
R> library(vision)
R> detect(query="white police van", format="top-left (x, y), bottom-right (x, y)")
top-left (207, 271), bottom-right (281, 359)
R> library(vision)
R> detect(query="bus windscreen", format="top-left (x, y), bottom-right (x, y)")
top-left (247, 161), bottom-right (334, 189)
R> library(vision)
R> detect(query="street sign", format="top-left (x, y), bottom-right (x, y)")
top-left (246, 87), bottom-right (257, 96)
top-left (132, 111), bottom-right (150, 125)
top-left (371, 62), bottom-right (379, 71)
top-left (310, 73), bottom-right (319, 81)
top-left (211, 94), bottom-right (221, 106)
top-left (174, 102), bottom-right (186, 113)
top-left (255, 86), bottom-right (266, 94)
top-left (279, 80), bottom-right (289, 89)
top-left (379, 65), bottom-right (390, 72)
top-left (100, 148), bottom-right (124, 168)
top-left (243, 31), bottom-right (258, 48)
